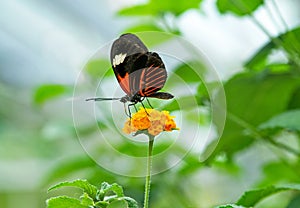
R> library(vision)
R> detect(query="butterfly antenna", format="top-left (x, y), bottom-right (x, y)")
top-left (85, 97), bottom-right (121, 101)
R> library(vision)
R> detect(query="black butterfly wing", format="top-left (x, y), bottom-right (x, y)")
top-left (110, 33), bottom-right (173, 100)
top-left (110, 33), bottom-right (148, 95)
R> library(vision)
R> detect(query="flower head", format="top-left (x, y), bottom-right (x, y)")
top-left (123, 108), bottom-right (178, 136)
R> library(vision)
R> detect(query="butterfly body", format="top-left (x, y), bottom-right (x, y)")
top-left (87, 33), bottom-right (173, 115)
top-left (111, 34), bottom-right (173, 102)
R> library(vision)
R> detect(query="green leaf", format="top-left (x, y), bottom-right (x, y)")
top-left (237, 184), bottom-right (300, 207)
top-left (259, 109), bottom-right (300, 131)
top-left (48, 179), bottom-right (98, 199)
top-left (85, 59), bottom-right (112, 78)
top-left (43, 156), bottom-right (100, 185)
top-left (123, 23), bottom-right (164, 33)
top-left (216, 0), bottom-right (264, 16)
top-left (264, 63), bottom-right (294, 72)
top-left (134, 32), bottom-right (173, 48)
top-left (197, 81), bottom-right (221, 105)
top-left (121, 197), bottom-right (139, 208)
top-left (47, 196), bottom-right (89, 208)
top-left (288, 87), bottom-right (300, 109)
top-left (260, 162), bottom-right (300, 186)
top-left (94, 201), bottom-right (109, 208)
top-left (284, 28), bottom-right (300, 55)
top-left (34, 84), bottom-right (70, 105)
top-left (244, 42), bottom-right (274, 71)
top-left (107, 200), bottom-right (127, 208)
top-left (245, 27), bottom-right (300, 71)
top-left (287, 194), bottom-right (300, 208)
top-left (99, 182), bottom-right (124, 199)
top-left (169, 61), bottom-right (206, 86)
top-left (178, 152), bottom-right (203, 175)
top-left (96, 183), bottom-right (138, 207)
top-left (118, 0), bottom-right (203, 16)
top-left (162, 95), bottom-right (199, 112)
top-left (76, 121), bottom-right (108, 136)
top-left (81, 193), bottom-right (94, 206)
top-left (118, 4), bottom-right (155, 16)
top-left (203, 71), bottom-right (300, 162)
top-left (215, 205), bottom-right (246, 208)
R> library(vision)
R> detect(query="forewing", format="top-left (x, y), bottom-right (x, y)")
top-left (110, 33), bottom-right (148, 95)
top-left (111, 34), bottom-right (148, 64)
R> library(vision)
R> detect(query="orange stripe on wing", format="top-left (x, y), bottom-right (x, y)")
top-left (144, 87), bottom-right (159, 95)
top-left (145, 68), bottom-right (165, 81)
top-left (117, 73), bottom-right (130, 95)
top-left (138, 68), bottom-right (146, 96)
top-left (145, 74), bottom-right (166, 86)
top-left (145, 66), bottom-right (160, 77)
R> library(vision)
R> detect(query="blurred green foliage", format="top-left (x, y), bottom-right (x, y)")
top-left (214, 184), bottom-right (300, 207)
top-left (245, 27), bottom-right (300, 71)
top-left (118, 0), bottom-right (202, 17)
top-left (203, 71), bottom-right (300, 162)
top-left (34, 84), bottom-right (72, 105)
top-left (1, 0), bottom-right (300, 207)
top-left (216, 0), bottom-right (264, 16)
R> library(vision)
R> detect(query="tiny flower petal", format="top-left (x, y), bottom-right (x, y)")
top-left (149, 110), bottom-right (162, 121)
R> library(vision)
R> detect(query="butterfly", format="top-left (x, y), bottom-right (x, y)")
top-left (86, 33), bottom-right (174, 116)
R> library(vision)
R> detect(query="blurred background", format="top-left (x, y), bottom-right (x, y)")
top-left (1, 0), bottom-right (300, 207)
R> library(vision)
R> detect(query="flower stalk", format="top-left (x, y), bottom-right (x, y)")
top-left (143, 135), bottom-right (154, 208)
top-left (122, 108), bottom-right (178, 208)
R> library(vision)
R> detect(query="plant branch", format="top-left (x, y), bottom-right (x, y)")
top-left (270, 0), bottom-right (289, 31)
top-left (229, 0), bottom-right (300, 66)
top-left (226, 111), bottom-right (300, 157)
top-left (267, 138), bottom-right (300, 157)
top-left (265, 0), bottom-right (283, 32)
top-left (270, 0), bottom-right (300, 64)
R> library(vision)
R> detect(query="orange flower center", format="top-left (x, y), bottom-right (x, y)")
top-left (122, 108), bottom-right (178, 136)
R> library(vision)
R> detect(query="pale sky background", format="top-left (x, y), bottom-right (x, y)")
top-left (1, 0), bottom-right (299, 87)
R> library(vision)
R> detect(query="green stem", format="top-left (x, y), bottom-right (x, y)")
top-left (230, 0), bottom-right (300, 66)
top-left (249, 12), bottom-right (300, 67)
top-left (143, 135), bottom-right (154, 208)
top-left (267, 138), bottom-right (300, 157)
top-left (270, 0), bottom-right (289, 31)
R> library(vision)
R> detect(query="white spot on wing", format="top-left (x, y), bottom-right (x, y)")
top-left (113, 53), bottom-right (127, 67)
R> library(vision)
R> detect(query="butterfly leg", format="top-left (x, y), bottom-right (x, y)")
top-left (140, 100), bottom-right (150, 116)
top-left (133, 104), bottom-right (138, 112)
top-left (146, 98), bottom-right (153, 109)
top-left (123, 103), bottom-right (134, 126)
top-left (128, 103), bottom-right (138, 118)
top-left (123, 103), bottom-right (131, 118)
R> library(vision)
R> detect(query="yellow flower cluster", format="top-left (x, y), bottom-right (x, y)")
top-left (123, 108), bottom-right (178, 136)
